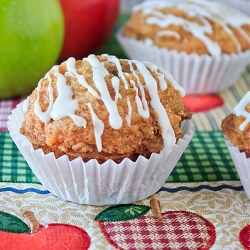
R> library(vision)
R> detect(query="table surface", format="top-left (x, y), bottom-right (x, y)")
top-left (0, 12), bottom-right (249, 250)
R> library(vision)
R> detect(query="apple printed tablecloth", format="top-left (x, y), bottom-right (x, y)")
top-left (0, 14), bottom-right (250, 250)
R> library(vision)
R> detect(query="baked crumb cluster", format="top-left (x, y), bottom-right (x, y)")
top-left (20, 54), bottom-right (191, 163)
top-left (221, 92), bottom-right (250, 157)
top-left (123, 0), bottom-right (250, 56)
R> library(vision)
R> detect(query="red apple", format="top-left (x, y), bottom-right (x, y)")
top-left (96, 205), bottom-right (216, 249)
top-left (0, 224), bottom-right (91, 250)
top-left (240, 224), bottom-right (250, 249)
top-left (0, 211), bottom-right (90, 250)
top-left (58, 0), bottom-right (120, 62)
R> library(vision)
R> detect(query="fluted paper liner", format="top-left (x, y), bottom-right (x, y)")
top-left (8, 101), bottom-right (195, 205)
top-left (224, 136), bottom-right (250, 199)
top-left (117, 29), bottom-right (250, 94)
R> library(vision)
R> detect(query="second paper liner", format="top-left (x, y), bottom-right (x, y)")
top-left (224, 136), bottom-right (250, 200)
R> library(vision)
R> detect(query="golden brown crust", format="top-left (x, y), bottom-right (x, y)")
top-left (221, 113), bottom-right (250, 157)
top-left (20, 55), bottom-right (192, 163)
top-left (123, 6), bottom-right (250, 55)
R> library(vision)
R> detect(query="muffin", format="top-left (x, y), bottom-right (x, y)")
top-left (221, 91), bottom-right (250, 199)
top-left (8, 54), bottom-right (195, 205)
top-left (117, 0), bottom-right (250, 94)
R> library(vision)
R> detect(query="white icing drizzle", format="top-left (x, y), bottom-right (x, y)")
top-left (142, 61), bottom-right (185, 96)
top-left (160, 66), bottom-right (185, 96)
top-left (157, 30), bottom-right (181, 40)
top-left (34, 75), bottom-right (54, 124)
top-left (233, 91), bottom-right (250, 131)
top-left (86, 54), bottom-right (123, 130)
top-left (133, 0), bottom-right (250, 56)
top-left (107, 55), bottom-right (129, 89)
top-left (34, 64), bottom-right (86, 127)
top-left (130, 79), bottom-right (149, 119)
top-left (111, 76), bottom-right (122, 102)
top-left (127, 60), bottom-right (150, 118)
top-left (157, 70), bottom-right (167, 91)
top-left (33, 55), bottom-right (186, 151)
top-left (50, 72), bottom-right (87, 127)
top-left (239, 28), bottom-right (250, 44)
top-left (126, 97), bottom-right (132, 126)
top-left (147, 13), bottom-right (221, 56)
top-left (132, 60), bottom-right (176, 149)
top-left (66, 57), bottom-right (100, 99)
top-left (86, 103), bottom-right (104, 152)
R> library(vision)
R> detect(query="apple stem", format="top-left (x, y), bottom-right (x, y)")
top-left (150, 195), bottom-right (166, 222)
top-left (23, 210), bottom-right (40, 234)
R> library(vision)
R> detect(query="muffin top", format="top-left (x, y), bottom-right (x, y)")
top-left (123, 0), bottom-right (250, 56)
top-left (221, 92), bottom-right (250, 155)
top-left (20, 54), bottom-right (191, 163)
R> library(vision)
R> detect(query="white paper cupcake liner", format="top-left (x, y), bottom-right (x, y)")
top-left (117, 29), bottom-right (250, 94)
top-left (8, 101), bottom-right (195, 205)
top-left (224, 136), bottom-right (250, 199)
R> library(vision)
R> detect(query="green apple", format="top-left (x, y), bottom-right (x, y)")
top-left (0, 0), bottom-right (64, 99)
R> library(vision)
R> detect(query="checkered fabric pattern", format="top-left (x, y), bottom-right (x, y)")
top-left (0, 97), bottom-right (25, 131)
top-left (101, 211), bottom-right (215, 250)
top-left (0, 129), bottom-right (239, 184)
top-left (0, 132), bottom-right (39, 183)
top-left (168, 131), bottom-right (239, 183)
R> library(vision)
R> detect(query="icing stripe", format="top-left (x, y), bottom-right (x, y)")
top-left (51, 72), bottom-right (87, 127)
top-left (86, 54), bottom-right (123, 130)
top-left (133, 60), bottom-right (176, 148)
top-left (66, 57), bottom-right (100, 99)
top-left (86, 102), bottom-right (104, 152)
top-left (34, 77), bottom-right (54, 124)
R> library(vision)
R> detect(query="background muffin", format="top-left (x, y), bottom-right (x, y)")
top-left (123, 1), bottom-right (250, 55)
top-left (9, 54), bottom-right (195, 205)
top-left (117, 0), bottom-right (250, 94)
top-left (222, 91), bottom-right (250, 199)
